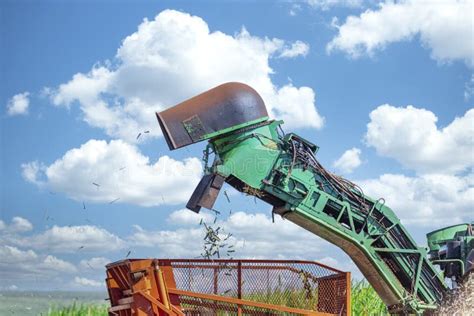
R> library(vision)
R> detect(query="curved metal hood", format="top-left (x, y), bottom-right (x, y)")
top-left (156, 82), bottom-right (268, 150)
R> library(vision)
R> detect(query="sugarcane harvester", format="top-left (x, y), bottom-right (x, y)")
top-left (156, 82), bottom-right (473, 314)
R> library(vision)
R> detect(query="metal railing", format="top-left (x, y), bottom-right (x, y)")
top-left (158, 259), bottom-right (351, 315)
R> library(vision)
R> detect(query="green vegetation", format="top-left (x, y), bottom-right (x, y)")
top-left (351, 280), bottom-right (389, 315)
top-left (45, 281), bottom-right (388, 315)
top-left (46, 302), bottom-right (108, 316)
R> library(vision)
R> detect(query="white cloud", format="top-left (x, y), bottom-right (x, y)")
top-left (289, 0), bottom-right (363, 15)
top-left (0, 217), bottom-right (33, 235)
top-left (360, 104), bottom-right (473, 230)
top-left (22, 139), bottom-right (202, 206)
top-left (307, 0), bottom-right (363, 10)
top-left (289, 3), bottom-right (302, 16)
top-left (317, 256), bottom-right (361, 278)
top-left (10, 217), bottom-right (33, 232)
top-left (129, 224), bottom-right (202, 257)
top-left (167, 209), bottom-right (214, 226)
top-left (49, 10), bottom-right (323, 142)
top-left (128, 209), bottom-right (354, 278)
top-left (52, 67), bottom-right (112, 108)
top-left (0, 213), bottom-right (353, 288)
top-left (129, 210), bottom-right (325, 259)
top-left (0, 245), bottom-right (38, 262)
top-left (15, 225), bottom-right (125, 253)
top-left (6, 92), bottom-right (30, 116)
top-left (271, 84), bottom-right (324, 128)
top-left (0, 245), bottom-right (77, 279)
top-left (365, 105), bottom-right (474, 174)
top-left (359, 173), bottom-right (473, 227)
top-left (0, 224), bottom-right (111, 288)
top-left (327, 0), bottom-right (474, 67)
top-left (333, 147), bottom-right (362, 174)
top-left (79, 257), bottom-right (111, 270)
top-left (465, 75), bottom-right (474, 101)
top-left (74, 276), bottom-right (103, 287)
top-left (42, 255), bottom-right (77, 273)
top-left (279, 41), bottom-right (310, 58)
top-left (21, 161), bottom-right (45, 185)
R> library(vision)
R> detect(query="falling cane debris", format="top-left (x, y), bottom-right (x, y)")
top-left (223, 190), bottom-right (231, 203)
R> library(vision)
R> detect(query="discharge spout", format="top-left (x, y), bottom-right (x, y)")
top-left (156, 82), bottom-right (268, 150)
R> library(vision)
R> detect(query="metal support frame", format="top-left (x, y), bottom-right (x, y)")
top-left (106, 259), bottom-right (351, 316)
top-left (205, 122), bottom-right (447, 314)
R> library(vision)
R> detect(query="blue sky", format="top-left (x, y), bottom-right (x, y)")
top-left (1, 0), bottom-right (472, 291)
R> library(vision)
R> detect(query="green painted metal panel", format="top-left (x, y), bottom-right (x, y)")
top-left (158, 83), bottom-right (473, 314)
top-left (204, 121), bottom-right (447, 314)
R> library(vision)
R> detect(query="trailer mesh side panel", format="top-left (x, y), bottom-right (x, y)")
top-left (162, 259), bottom-right (349, 315)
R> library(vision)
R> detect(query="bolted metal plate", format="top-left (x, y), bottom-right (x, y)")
top-left (182, 115), bottom-right (206, 142)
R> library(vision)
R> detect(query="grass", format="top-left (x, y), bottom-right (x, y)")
top-left (46, 302), bottom-right (108, 316)
top-left (351, 280), bottom-right (389, 315)
top-left (46, 281), bottom-right (387, 315)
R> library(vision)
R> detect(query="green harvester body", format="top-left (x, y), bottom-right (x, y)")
top-left (157, 82), bottom-right (474, 314)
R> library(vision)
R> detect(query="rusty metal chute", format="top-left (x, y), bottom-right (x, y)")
top-left (156, 82), bottom-right (268, 150)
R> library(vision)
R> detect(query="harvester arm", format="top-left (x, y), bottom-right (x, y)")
top-left (156, 82), bottom-right (448, 314)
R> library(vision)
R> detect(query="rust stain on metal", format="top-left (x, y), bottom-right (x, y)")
top-left (156, 82), bottom-right (268, 150)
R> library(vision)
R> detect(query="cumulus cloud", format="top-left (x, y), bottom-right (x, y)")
top-left (360, 104), bottom-right (473, 227)
top-left (361, 104), bottom-right (473, 227)
top-left (0, 223), bottom-right (112, 288)
top-left (359, 173), bottom-right (473, 227)
top-left (22, 139), bottom-right (202, 206)
top-left (279, 41), bottom-right (310, 58)
top-left (6, 92), bottom-right (30, 116)
top-left (0, 217), bottom-right (33, 234)
top-left (359, 104), bottom-right (474, 228)
top-left (14, 225), bottom-right (125, 253)
top-left (43, 255), bottom-right (78, 273)
top-left (130, 210), bottom-right (325, 259)
top-left (0, 212), bottom-right (350, 288)
top-left (333, 147), bottom-right (362, 174)
top-left (1, 218), bottom-right (121, 273)
top-left (21, 161), bottom-right (45, 185)
top-left (327, 0), bottom-right (474, 67)
top-left (73, 276), bottom-right (103, 287)
top-left (306, 0), bottom-right (363, 10)
top-left (49, 10), bottom-right (323, 142)
top-left (129, 224), bottom-right (202, 257)
top-left (317, 256), bottom-right (361, 278)
top-left (79, 257), bottom-right (111, 270)
top-left (365, 105), bottom-right (473, 174)
top-left (0, 245), bottom-right (77, 280)
top-left (167, 208), bottom-right (214, 226)
top-left (0, 245), bottom-right (37, 262)
top-left (270, 84), bottom-right (324, 128)
top-left (10, 217), bottom-right (33, 232)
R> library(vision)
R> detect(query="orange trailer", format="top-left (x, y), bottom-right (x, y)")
top-left (106, 259), bottom-right (351, 316)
